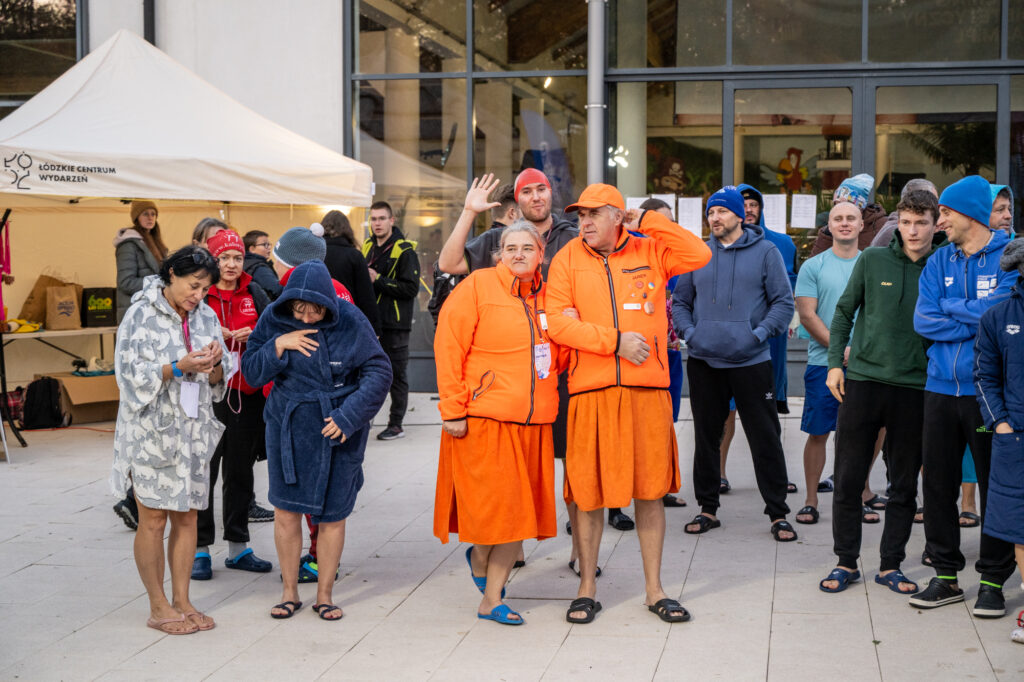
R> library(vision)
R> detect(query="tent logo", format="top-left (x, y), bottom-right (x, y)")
top-left (3, 152), bottom-right (32, 190)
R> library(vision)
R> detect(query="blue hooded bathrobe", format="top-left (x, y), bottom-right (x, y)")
top-left (242, 261), bottom-right (392, 523)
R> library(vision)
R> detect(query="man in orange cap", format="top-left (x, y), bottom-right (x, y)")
top-left (546, 183), bottom-right (712, 624)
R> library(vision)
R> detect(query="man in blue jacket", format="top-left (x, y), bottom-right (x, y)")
top-left (673, 186), bottom-right (797, 542)
top-left (974, 239), bottom-right (1024, 644)
top-left (912, 175), bottom-right (1017, 614)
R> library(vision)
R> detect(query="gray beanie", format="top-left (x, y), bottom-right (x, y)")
top-left (999, 237), bottom-right (1024, 276)
top-left (273, 223), bottom-right (326, 268)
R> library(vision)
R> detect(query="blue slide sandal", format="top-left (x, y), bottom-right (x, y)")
top-left (819, 568), bottom-right (861, 593)
top-left (478, 604), bottom-right (524, 625)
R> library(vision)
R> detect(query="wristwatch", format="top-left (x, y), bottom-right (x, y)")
top-left (171, 361), bottom-right (183, 378)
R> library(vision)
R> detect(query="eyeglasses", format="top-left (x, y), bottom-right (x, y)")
top-left (255, 241), bottom-right (272, 249)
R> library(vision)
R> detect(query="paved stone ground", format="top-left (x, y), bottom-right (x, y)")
top-left (0, 394), bottom-right (1020, 681)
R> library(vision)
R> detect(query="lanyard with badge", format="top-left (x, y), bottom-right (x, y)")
top-left (179, 315), bottom-right (201, 419)
top-left (217, 296), bottom-right (243, 414)
top-left (531, 286), bottom-right (552, 380)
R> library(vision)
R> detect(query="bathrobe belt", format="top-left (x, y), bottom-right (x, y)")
top-left (277, 384), bottom-right (358, 485)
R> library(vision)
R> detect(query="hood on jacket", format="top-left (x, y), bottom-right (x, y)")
top-left (270, 260), bottom-right (339, 329)
top-left (990, 184), bottom-right (1015, 232)
top-left (948, 226), bottom-right (1012, 264)
top-left (737, 183), bottom-right (765, 227)
top-left (113, 227), bottom-right (145, 248)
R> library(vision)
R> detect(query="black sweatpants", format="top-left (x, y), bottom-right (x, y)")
top-left (197, 391), bottom-right (267, 547)
top-left (380, 329), bottom-right (410, 428)
top-left (832, 380), bottom-right (923, 571)
top-left (922, 391), bottom-right (1016, 584)
top-left (688, 358), bottom-right (790, 520)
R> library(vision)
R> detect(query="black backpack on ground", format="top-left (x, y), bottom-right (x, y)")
top-left (20, 376), bottom-right (69, 429)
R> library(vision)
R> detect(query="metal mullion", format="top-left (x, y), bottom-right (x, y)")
top-left (466, 0), bottom-right (474, 187)
top-left (353, 71), bottom-right (470, 80)
top-left (1002, 0), bottom-right (1010, 60)
top-left (606, 60), bottom-right (1024, 80)
top-left (997, 75), bottom-right (1010, 184)
top-left (861, 0), bottom-right (869, 63)
top-left (725, 0), bottom-right (733, 66)
top-left (343, 0), bottom-right (354, 156)
top-left (722, 81), bottom-right (735, 186)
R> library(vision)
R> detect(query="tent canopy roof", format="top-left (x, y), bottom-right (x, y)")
top-left (0, 30), bottom-right (372, 206)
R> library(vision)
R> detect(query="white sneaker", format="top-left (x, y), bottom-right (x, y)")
top-left (1012, 627), bottom-right (1024, 644)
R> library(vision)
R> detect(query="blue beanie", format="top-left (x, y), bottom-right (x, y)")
top-left (833, 173), bottom-right (874, 210)
top-left (706, 186), bottom-right (745, 221)
top-left (939, 175), bottom-right (992, 227)
top-left (273, 223), bottom-right (327, 268)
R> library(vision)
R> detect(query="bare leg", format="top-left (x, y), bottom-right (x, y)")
top-left (567, 502), bottom-right (580, 564)
top-left (635, 498), bottom-right (684, 617)
top-left (479, 541), bottom-right (521, 619)
top-left (1015, 545), bottom-right (1024, 585)
top-left (568, 508), bottom-right (603, 619)
top-left (960, 482), bottom-right (978, 519)
top-left (719, 410), bottom-right (737, 479)
top-left (801, 433), bottom-right (830, 518)
top-left (167, 509), bottom-right (211, 628)
top-left (313, 519), bottom-right (346, 618)
top-left (272, 508), bottom-right (303, 617)
top-left (134, 500), bottom-right (193, 632)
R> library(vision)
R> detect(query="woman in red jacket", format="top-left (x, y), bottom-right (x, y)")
top-left (433, 221), bottom-right (566, 626)
top-left (192, 229), bottom-right (273, 581)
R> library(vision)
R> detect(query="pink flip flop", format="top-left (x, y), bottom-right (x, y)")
top-left (147, 614), bottom-right (198, 635)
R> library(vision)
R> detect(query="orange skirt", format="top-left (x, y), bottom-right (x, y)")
top-left (565, 386), bottom-right (680, 511)
top-left (433, 417), bottom-right (556, 545)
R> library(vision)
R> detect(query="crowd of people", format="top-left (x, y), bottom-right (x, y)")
top-left (107, 169), bottom-right (1023, 644)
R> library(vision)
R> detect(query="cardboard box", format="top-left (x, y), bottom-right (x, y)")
top-left (35, 372), bottom-right (119, 424)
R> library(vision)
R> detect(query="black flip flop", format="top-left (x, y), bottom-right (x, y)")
top-left (684, 514), bottom-right (720, 535)
top-left (959, 511), bottom-right (980, 528)
top-left (270, 600), bottom-right (303, 619)
top-left (312, 603), bottom-right (343, 621)
top-left (864, 494), bottom-right (888, 510)
top-left (648, 598), bottom-right (690, 623)
top-left (609, 511), bottom-right (635, 531)
top-left (662, 494), bottom-right (688, 508)
top-left (817, 477), bottom-right (834, 493)
top-left (861, 506), bottom-right (881, 524)
top-left (795, 505), bottom-right (819, 524)
top-left (567, 560), bottom-right (602, 578)
top-left (719, 478), bottom-right (731, 494)
top-left (913, 507), bottom-right (925, 524)
top-left (566, 597), bottom-right (602, 624)
top-left (787, 481), bottom-right (798, 494)
top-left (771, 520), bottom-right (798, 542)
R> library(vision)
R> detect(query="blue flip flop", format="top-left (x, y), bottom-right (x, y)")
top-left (477, 604), bottom-right (524, 625)
top-left (464, 546), bottom-right (505, 598)
top-left (874, 570), bottom-right (919, 594)
top-left (819, 568), bottom-right (861, 593)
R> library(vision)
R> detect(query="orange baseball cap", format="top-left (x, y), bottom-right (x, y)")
top-left (565, 183), bottom-right (626, 213)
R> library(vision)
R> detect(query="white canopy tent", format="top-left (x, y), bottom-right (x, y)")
top-left (0, 30), bottom-right (372, 206)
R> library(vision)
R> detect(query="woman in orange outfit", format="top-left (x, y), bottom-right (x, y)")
top-left (433, 220), bottom-right (565, 626)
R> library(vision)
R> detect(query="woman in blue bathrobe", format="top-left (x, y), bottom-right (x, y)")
top-left (242, 260), bottom-right (391, 622)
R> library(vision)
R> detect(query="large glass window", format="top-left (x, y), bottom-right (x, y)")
top-left (0, 0), bottom-right (76, 117)
top-left (733, 1), bottom-right (860, 65)
top-left (869, 0), bottom-right (1001, 62)
top-left (1011, 76), bottom-right (1023, 233)
top-left (472, 76), bottom-right (587, 216)
top-left (874, 84), bottom-right (997, 211)
top-left (357, 77), bottom-right (467, 353)
top-left (611, 0), bottom-right (726, 68)
top-left (473, 0), bottom-right (586, 72)
top-left (358, 0), bottom-right (466, 73)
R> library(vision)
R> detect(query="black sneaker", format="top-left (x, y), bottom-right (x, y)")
top-left (377, 425), bottom-right (405, 441)
top-left (248, 500), bottom-right (275, 523)
top-left (113, 498), bottom-right (138, 531)
top-left (909, 577), bottom-right (964, 609)
top-left (972, 584), bottom-right (1006, 618)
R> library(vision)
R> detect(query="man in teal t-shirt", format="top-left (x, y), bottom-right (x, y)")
top-left (793, 202), bottom-right (862, 525)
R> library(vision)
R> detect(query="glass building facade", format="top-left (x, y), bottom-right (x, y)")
top-left (346, 0), bottom-right (1023, 381)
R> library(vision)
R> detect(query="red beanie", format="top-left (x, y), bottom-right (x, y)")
top-left (514, 168), bottom-right (551, 202)
top-left (207, 229), bottom-right (244, 258)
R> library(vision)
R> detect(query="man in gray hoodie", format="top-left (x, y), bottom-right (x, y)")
top-left (672, 186), bottom-right (797, 541)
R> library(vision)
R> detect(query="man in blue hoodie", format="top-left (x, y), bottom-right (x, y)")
top-left (673, 186), bottom-right (797, 542)
top-left (911, 175), bottom-right (1017, 614)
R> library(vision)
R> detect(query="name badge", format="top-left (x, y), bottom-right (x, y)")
top-left (180, 381), bottom-right (200, 419)
top-left (225, 351), bottom-right (240, 381)
top-left (534, 343), bottom-right (551, 380)
top-left (624, 303), bottom-right (642, 310)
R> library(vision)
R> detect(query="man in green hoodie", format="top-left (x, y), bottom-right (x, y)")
top-left (818, 190), bottom-right (943, 594)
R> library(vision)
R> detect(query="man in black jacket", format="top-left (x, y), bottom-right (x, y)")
top-left (242, 230), bottom-right (283, 300)
top-left (362, 201), bottom-right (420, 440)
